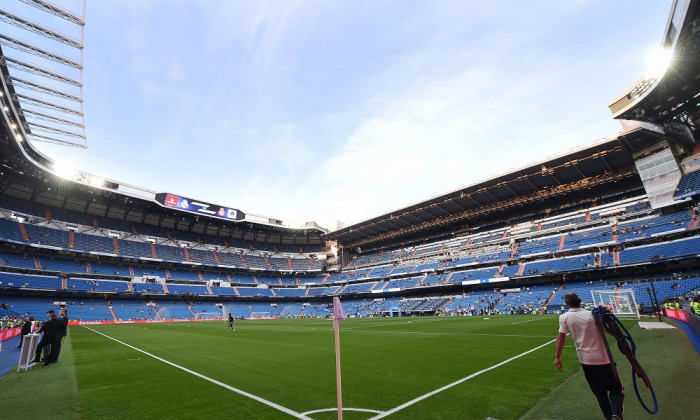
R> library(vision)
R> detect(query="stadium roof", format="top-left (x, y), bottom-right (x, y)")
top-left (608, 0), bottom-right (700, 125)
top-left (323, 128), bottom-right (666, 249)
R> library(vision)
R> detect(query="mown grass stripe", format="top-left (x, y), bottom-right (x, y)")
top-left (82, 325), bottom-right (312, 420)
top-left (368, 338), bottom-right (557, 419)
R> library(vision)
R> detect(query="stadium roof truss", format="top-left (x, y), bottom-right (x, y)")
top-left (0, 0), bottom-right (86, 148)
top-left (324, 128), bottom-right (666, 249)
top-left (609, 0), bottom-right (700, 133)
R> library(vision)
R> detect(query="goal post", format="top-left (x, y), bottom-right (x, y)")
top-left (591, 289), bottom-right (640, 319)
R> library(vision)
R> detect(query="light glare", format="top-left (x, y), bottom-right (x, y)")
top-left (53, 162), bottom-right (76, 180)
top-left (645, 47), bottom-right (673, 80)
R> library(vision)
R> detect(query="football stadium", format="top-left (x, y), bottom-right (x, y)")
top-left (1, 1), bottom-right (700, 419)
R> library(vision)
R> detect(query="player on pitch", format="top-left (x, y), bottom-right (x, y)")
top-left (226, 313), bottom-right (235, 333)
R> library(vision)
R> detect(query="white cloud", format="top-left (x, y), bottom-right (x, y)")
top-left (29, 0), bottom-right (674, 231)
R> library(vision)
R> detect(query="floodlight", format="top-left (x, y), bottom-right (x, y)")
top-left (645, 47), bottom-right (673, 80)
top-left (89, 176), bottom-right (105, 187)
top-left (53, 161), bottom-right (77, 180)
top-left (15, 134), bottom-right (22, 141)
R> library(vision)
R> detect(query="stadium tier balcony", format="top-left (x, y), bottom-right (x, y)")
top-left (167, 269), bottom-right (201, 282)
top-left (674, 169), bottom-right (700, 199)
top-left (341, 282), bottom-right (378, 294)
top-left (72, 232), bottom-right (114, 254)
top-left (112, 300), bottom-right (160, 320)
top-left (68, 300), bottom-right (114, 321)
top-left (522, 254), bottom-right (598, 276)
top-left (495, 286), bottom-right (556, 313)
top-left (450, 267), bottom-right (500, 284)
top-left (236, 287), bottom-right (274, 297)
top-left (154, 244), bottom-right (186, 262)
top-left (166, 283), bottom-right (209, 296)
top-left (187, 249), bottom-right (218, 265)
top-left (117, 240), bottom-right (154, 258)
top-left (227, 274), bottom-right (257, 285)
top-left (189, 302), bottom-right (223, 319)
top-left (38, 258), bottom-right (87, 274)
top-left (131, 283), bottom-right (165, 294)
top-left (0, 272), bottom-right (62, 290)
top-left (0, 296), bottom-right (59, 318)
top-left (200, 271), bottom-right (227, 282)
top-left (87, 261), bottom-right (130, 276)
top-left (277, 303), bottom-right (304, 317)
top-left (308, 286), bottom-right (341, 296)
top-left (517, 236), bottom-right (561, 256)
top-left (218, 302), bottom-right (251, 317)
top-left (0, 219), bottom-right (26, 243)
top-left (278, 276), bottom-right (300, 285)
top-left (247, 302), bottom-right (278, 316)
top-left (0, 251), bottom-right (39, 270)
top-left (23, 224), bottom-right (70, 248)
top-left (616, 211), bottom-right (692, 242)
top-left (153, 302), bottom-right (196, 319)
top-left (447, 292), bottom-right (500, 313)
top-left (210, 285), bottom-right (238, 296)
top-left (271, 288), bottom-right (307, 297)
top-left (66, 278), bottom-right (130, 293)
top-left (131, 267), bottom-right (168, 278)
top-left (499, 264), bottom-right (520, 278)
top-left (618, 236), bottom-right (700, 265)
top-left (383, 276), bottom-right (421, 290)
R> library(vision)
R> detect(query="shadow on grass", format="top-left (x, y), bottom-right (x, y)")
top-left (0, 335), bottom-right (81, 419)
top-left (518, 320), bottom-right (700, 420)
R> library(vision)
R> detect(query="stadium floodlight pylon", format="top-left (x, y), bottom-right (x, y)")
top-left (591, 289), bottom-right (640, 319)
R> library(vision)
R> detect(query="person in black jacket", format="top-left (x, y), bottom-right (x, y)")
top-left (32, 310), bottom-right (66, 366)
top-left (49, 308), bottom-right (69, 363)
top-left (16, 316), bottom-right (33, 348)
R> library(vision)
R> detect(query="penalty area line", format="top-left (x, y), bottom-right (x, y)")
top-left (81, 326), bottom-right (312, 420)
top-left (367, 338), bottom-right (558, 420)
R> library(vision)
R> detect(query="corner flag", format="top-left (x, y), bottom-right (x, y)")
top-left (333, 296), bottom-right (346, 325)
top-left (333, 297), bottom-right (345, 420)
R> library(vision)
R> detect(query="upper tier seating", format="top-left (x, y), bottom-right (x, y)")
top-left (674, 169), bottom-right (700, 199)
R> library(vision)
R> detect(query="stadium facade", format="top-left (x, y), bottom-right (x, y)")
top-left (1, 0), bottom-right (699, 321)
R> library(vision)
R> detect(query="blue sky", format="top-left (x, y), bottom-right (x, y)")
top-left (25, 0), bottom-right (672, 229)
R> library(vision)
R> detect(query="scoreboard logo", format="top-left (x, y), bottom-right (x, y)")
top-left (165, 194), bottom-right (179, 207)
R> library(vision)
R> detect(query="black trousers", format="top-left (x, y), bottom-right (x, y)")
top-left (582, 363), bottom-right (625, 419)
top-left (51, 337), bottom-right (64, 362)
top-left (34, 338), bottom-right (59, 366)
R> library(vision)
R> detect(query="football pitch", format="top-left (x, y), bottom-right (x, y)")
top-left (2, 315), bottom-right (697, 419)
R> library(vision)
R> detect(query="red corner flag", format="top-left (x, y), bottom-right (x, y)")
top-left (333, 297), bottom-right (345, 420)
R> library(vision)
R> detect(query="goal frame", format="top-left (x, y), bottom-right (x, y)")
top-left (591, 289), bottom-right (640, 319)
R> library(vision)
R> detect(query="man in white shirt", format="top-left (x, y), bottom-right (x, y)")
top-left (554, 292), bottom-right (624, 420)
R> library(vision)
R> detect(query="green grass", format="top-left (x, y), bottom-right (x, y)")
top-left (1, 315), bottom-right (697, 419)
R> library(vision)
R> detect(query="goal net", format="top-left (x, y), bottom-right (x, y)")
top-left (591, 289), bottom-right (639, 319)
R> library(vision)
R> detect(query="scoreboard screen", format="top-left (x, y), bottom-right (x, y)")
top-left (155, 193), bottom-right (245, 221)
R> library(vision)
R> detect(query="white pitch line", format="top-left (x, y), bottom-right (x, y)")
top-left (301, 408), bottom-right (384, 415)
top-left (511, 317), bottom-right (549, 325)
top-left (340, 317), bottom-right (451, 330)
top-left (82, 326), bottom-right (312, 420)
top-left (367, 338), bottom-right (558, 420)
top-left (342, 330), bottom-right (553, 338)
